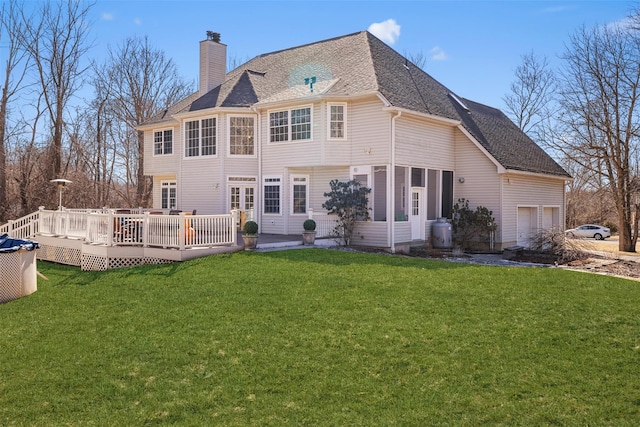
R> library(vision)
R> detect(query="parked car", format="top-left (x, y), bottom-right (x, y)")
top-left (565, 224), bottom-right (611, 240)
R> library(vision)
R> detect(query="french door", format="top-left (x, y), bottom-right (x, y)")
top-left (230, 185), bottom-right (256, 228)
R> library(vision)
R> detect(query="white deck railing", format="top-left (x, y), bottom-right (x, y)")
top-left (5, 208), bottom-right (237, 249)
top-left (0, 211), bottom-right (41, 239)
top-left (308, 210), bottom-right (338, 238)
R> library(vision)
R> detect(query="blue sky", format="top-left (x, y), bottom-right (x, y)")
top-left (87, 1), bottom-right (633, 110)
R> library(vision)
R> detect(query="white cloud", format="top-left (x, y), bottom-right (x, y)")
top-left (133, 17), bottom-right (142, 26)
top-left (101, 12), bottom-right (114, 21)
top-left (429, 46), bottom-right (448, 61)
top-left (607, 16), bottom-right (635, 33)
top-left (368, 19), bottom-right (401, 45)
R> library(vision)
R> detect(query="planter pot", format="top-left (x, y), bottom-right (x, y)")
top-left (302, 231), bottom-right (316, 245)
top-left (242, 235), bottom-right (258, 250)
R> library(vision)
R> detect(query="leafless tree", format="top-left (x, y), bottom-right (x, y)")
top-left (93, 36), bottom-right (192, 207)
top-left (0, 0), bottom-right (31, 222)
top-left (553, 21), bottom-right (640, 252)
top-left (11, 93), bottom-right (49, 215)
top-left (18, 0), bottom-right (93, 186)
top-left (503, 51), bottom-right (557, 144)
top-left (403, 50), bottom-right (427, 70)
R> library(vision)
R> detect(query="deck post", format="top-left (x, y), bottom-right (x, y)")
top-left (179, 213), bottom-right (186, 251)
top-left (143, 212), bottom-right (150, 247)
top-left (308, 208), bottom-right (313, 220)
top-left (107, 210), bottom-right (114, 246)
top-left (231, 210), bottom-right (238, 245)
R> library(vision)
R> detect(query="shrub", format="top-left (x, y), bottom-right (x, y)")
top-left (451, 198), bottom-right (496, 251)
top-left (529, 228), bottom-right (592, 263)
top-left (303, 219), bottom-right (316, 231)
top-left (243, 220), bottom-right (258, 235)
top-left (322, 179), bottom-right (371, 246)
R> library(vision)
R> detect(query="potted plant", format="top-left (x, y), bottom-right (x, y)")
top-left (242, 220), bottom-right (259, 250)
top-left (302, 219), bottom-right (316, 245)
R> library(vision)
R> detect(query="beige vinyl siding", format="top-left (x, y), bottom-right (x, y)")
top-left (273, 167), bottom-right (349, 235)
top-left (395, 115), bottom-right (455, 169)
top-left (353, 221), bottom-right (389, 247)
top-left (501, 174), bottom-right (566, 247)
top-left (152, 175), bottom-right (176, 210)
top-left (454, 128), bottom-right (503, 242)
top-left (178, 158), bottom-right (224, 214)
top-left (322, 100), bottom-right (352, 165)
top-left (260, 104), bottom-right (321, 173)
top-left (144, 126), bottom-right (181, 175)
top-left (334, 97), bottom-right (390, 166)
top-left (394, 222), bottom-right (411, 244)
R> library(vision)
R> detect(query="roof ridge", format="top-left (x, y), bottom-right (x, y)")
top-left (256, 30), bottom-right (367, 59)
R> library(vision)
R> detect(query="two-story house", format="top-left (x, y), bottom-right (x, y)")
top-left (138, 30), bottom-right (570, 251)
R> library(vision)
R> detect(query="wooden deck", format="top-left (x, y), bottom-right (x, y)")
top-left (1, 208), bottom-right (336, 270)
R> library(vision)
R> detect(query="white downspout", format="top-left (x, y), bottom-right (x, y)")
top-left (390, 110), bottom-right (401, 253)
top-left (252, 107), bottom-right (261, 229)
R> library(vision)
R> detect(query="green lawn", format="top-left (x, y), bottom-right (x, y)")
top-left (1, 249), bottom-right (639, 426)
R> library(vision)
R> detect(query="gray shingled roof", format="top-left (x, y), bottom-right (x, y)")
top-left (146, 31), bottom-right (569, 178)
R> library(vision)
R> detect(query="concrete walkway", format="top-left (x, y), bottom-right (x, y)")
top-left (239, 233), bottom-right (338, 251)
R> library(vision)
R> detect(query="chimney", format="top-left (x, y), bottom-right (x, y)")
top-left (199, 31), bottom-right (226, 96)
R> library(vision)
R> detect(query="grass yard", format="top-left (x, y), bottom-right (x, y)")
top-left (1, 249), bottom-right (639, 426)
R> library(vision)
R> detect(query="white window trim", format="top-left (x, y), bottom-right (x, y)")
top-left (227, 176), bottom-right (258, 213)
top-left (263, 175), bottom-right (283, 216)
top-left (153, 128), bottom-right (174, 156)
top-left (160, 180), bottom-right (177, 210)
top-left (183, 115), bottom-right (218, 159)
top-left (227, 115), bottom-right (257, 158)
top-left (327, 102), bottom-right (347, 140)
top-left (268, 105), bottom-right (313, 143)
top-left (290, 175), bottom-right (309, 215)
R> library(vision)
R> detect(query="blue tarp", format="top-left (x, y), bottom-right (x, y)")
top-left (0, 234), bottom-right (40, 253)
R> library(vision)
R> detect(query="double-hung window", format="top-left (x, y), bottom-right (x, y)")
top-left (291, 176), bottom-right (308, 214)
top-left (263, 177), bottom-right (282, 214)
top-left (161, 181), bottom-right (177, 209)
top-left (154, 129), bottom-right (173, 155)
top-left (185, 117), bottom-right (216, 157)
top-left (229, 116), bottom-right (255, 156)
top-left (269, 106), bottom-right (312, 142)
top-left (327, 103), bottom-right (346, 139)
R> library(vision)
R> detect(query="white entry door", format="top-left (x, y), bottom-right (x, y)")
top-left (410, 188), bottom-right (425, 240)
top-left (230, 185), bottom-right (256, 226)
top-left (517, 207), bottom-right (537, 247)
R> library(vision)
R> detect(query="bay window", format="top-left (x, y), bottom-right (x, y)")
top-left (229, 116), bottom-right (255, 156)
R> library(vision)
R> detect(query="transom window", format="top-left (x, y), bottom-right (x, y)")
top-left (269, 106), bottom-right (312, 142)
top-left (185, 117), bottom-right (216, 157)
top-left (154, 129), bottom-right (173, 155)
top-left (229, 116), bottom-right (255, 156)
top-left (328, 103), bottom-right (346, 139)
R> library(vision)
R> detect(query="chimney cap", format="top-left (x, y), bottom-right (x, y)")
top-left (206, 31), bottom-right (221, 43)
